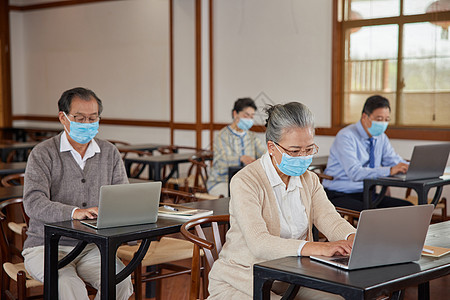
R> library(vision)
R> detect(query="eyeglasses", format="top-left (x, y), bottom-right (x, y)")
top-left (274, 141), bottom-right (319, 157)
top-left (371, 117), bottom-right (391, 122)
top-left (67, 113), bottom-right (101, 123)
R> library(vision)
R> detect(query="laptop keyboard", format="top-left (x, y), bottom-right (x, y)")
top-left (331, 257), bottom-right (349, 266)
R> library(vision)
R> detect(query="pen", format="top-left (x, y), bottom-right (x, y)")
top-left (163, 205), bottom-right (178, 211)
top-left (422, 248), bottom-right (434, 254)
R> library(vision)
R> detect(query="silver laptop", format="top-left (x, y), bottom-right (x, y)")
top-left (382, 143), bottom-right (450, 181)
top-left (310, 204), bottom-right (434, 270)
top-left (80, 182), bottom-right (161, 229)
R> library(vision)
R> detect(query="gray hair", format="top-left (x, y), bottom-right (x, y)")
top-left (264, 102), bottom-right (315, 143)
top-left (58, 87), bottom-right (103, 115)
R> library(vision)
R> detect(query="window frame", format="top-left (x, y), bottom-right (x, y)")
top-left (330, 0), bottom-right (450, 141)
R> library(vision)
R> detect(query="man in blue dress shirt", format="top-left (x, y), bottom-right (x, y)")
top-left (322, 95), bottom-right (413, 211)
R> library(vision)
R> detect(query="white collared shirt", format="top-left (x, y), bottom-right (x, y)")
top-left (260, 151), bottom-right (308, 256)
top-left (60, 131), bottom-right (100, 170)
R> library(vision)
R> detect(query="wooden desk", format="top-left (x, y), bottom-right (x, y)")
top-left (44, 197), bottom-right (229, 300)
top-left (0, 142), bottom-right (38, 162)
top-left (123, 151), bottom-right (212, 183)
top-left (0, 162), bottom-right (27, 176)
top-left (363, 175), bottom-right (450, 209)
top-left (254, 221), bottom-right (450, 300)
top-left (0, 127), bottom-right (60, 142)
top-left (116, 143), bottom-right (169, 154)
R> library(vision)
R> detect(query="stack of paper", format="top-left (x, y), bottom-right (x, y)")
top-left (422, 245), bottom-right (450, 258)
top-left (158, 204), bottom-right (213, 220)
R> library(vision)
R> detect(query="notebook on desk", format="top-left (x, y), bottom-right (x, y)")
top-left (380, 143), bottom-right (450, 181)
top-left (310, 204), bottom-right (434, 270)
top-left (80, 182), bottom-right (161, 229)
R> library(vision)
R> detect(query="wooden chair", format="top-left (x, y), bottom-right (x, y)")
top-left (335, 207), bottom-right (360, 227)
top-left (161, 188), bottom-right (197, 204)
top-left (1, 173), bottom-right (25, 187)
top-left (313, 207), bottom-right (360, 242)
top-left (116, 189), bottom-right (198, 300)
top-left (0, 198), bottom-right (42, 300)
top-left (0, 198), bottom-right (97, 299)
top-left (0, 176), bottom-right (27, 249)
top-left (180, 215), bottom-right (230, 300)
top-left (404, 188), bottom-right (447, 222)
top-left (165, 152), bottom-right (215, 200)
top-left (117, 239), bottom-right (195, 300)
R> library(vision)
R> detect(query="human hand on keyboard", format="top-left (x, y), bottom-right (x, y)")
top-left (301, 239), bottom-right (353, 257)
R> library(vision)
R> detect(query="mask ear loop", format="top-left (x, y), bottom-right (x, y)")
top-left (62, 112), bottom-right (71, 135)
top-left (272, 142), bottom-right (283, 166)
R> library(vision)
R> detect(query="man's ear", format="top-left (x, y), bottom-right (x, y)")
top-left (361, 112), bottom-right (371, 126)
top-left (58, 111), bottom-right (67, 126)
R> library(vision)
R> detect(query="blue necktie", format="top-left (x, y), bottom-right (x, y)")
top-left (369, 137), bottom-right (375, 168)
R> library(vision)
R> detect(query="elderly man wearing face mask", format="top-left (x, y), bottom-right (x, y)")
top-left (207, 97), bottom-right (266, 196)
top-left (322, 95), bottom-right (413, 211)
top-left (22, 87), bottom-right (133, 300)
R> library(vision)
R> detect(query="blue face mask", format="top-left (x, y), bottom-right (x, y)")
top-left (237, 118), bottom-right (254, 131)
top-left (64, 112), bottom-right (99, 144)
top-left (368, 121), bottom-right (388, 137)
top-left (274, 144), bottom-right (313, 177)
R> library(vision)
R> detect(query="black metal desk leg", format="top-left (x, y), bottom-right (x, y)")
top-left (44, 231), bottom-right (61, 300)
top-left (254, 277), bottom-right (273, 300)
top-left (99, 241), bottom-right (117, 300)
top-left (153, 162), bottom-right (162, 181)
top-left (418, 282), bottom-right (430, 300)
top-left (124, 160), bottom-right (131, 177)
top-left (0, 150), bottom-right (7, 163)
top-left (430, 187), bottom-right (443, 206)
top-left (363, 182), bottom-right (375, 209)
top-left (281, 284), bottom-right (300, 300)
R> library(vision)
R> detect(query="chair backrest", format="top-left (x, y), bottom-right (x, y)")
top-left (0, 198), bottom-right (27, 261)
top-left (160, 188), bottom-right (197, 204)
top-left (184, 153), bottom-right (213, 193)
top-left (1, 173), bottom-right (25, 187)
top-left (180, 215), bottom-right (230, 300)
top-left (335, 207), bottom-right (360, 227)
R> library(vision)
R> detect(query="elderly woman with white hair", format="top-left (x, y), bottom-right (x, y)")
top-left (207, 102), bottom-right (356, 300)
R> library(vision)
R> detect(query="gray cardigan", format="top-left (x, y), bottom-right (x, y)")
top-left (23, 133), bottom-right (128, 249)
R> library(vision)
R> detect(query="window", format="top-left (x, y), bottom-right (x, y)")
top-left (337, 0), bottom-right (450, 129)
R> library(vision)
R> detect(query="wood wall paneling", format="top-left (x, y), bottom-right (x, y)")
top-left (0, 0), bottom-right (12, 128)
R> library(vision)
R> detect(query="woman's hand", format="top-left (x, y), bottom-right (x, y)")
top-left (300, 240), bottom-right (353, 257)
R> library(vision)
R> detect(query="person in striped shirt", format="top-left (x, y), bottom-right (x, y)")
top-left (207, 98), bottom-right (266, 196)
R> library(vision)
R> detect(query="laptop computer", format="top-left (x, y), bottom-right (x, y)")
top-left (382, 143), bottom-right (450, 181)
top-left (310, 204), bottom-right (434, 270)
top-left (80, 182), bottom-right (161, 229)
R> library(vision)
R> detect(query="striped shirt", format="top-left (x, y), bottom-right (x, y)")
top-left (207, 126), bottom-right (265, 192)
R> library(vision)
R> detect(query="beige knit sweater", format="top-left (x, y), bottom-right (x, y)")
top-left (208, 159), bottom-right (356, 299)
